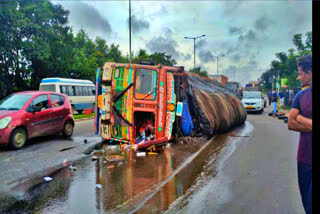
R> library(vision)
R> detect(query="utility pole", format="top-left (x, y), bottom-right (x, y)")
top-left (129, 0), bottom-right (132, 64)
top-left (212, 54), bottom-right (225, 75)
top-left (277, 70), bottom-right (280, 94)
top-left (184, 35), bottom-right (206, 71)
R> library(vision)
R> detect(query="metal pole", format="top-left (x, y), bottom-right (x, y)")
top-left (217, 57), bottom-right (219, 75)
top-left (184, 35), bottom-right (205, 72)
top-left (129, 0), bottom-right (131, 64)
top-left (194, 38), bottom-right (196, 71)
top-left (277, 70), bottom-right (280, 95)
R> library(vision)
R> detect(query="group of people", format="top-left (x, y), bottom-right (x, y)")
top-left (267, 88), bottom-right (295, 114)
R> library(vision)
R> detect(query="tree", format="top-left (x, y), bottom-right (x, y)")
top-left (260, 31), bottom-right (312, 91)
top-left (0, 0), bottom-right (71, 95)
top-left (189, 67), bottom-right (208, 77)
top-left (149, 52), bottom-right (177, 66)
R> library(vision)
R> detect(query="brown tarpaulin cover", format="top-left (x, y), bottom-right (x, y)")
top-left (185, 73), bottom-right (247, 136)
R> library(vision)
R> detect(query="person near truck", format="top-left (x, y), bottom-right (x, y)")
top-left (271, 90), bottom-right (278, 114)
top-left (288, 54), bottom-right (312, 214)
top-left (279, 90), bottom-right (285, 107)
top-left (288, 89), bottom-right (295, 106)
top-left (267, 90), bottom-right (272, 106)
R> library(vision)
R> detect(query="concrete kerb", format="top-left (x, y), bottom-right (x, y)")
top-left (74, 117), bottom-right (94, 122)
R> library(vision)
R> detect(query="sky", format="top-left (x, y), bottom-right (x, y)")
top-left (52, 0), bottom-right (312, 86)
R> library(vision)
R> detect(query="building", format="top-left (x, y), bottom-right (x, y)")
top-left (208, 75), bottom-right (228, 85)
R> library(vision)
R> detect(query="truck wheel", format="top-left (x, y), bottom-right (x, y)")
top-left (63, 121), bottom-right (74, 137)
top-left (9, 128), bottom-right (27, 150)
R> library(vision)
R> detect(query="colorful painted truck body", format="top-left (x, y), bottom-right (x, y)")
top-left (95, 62), bottom-right (247, 150)
top-left (95, 63), bottom-right (178, 149)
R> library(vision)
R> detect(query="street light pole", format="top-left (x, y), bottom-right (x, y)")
top-left (129, 0), bottom-right (132, 64)
top-left (212, 54), bottom-right (225, 75)
top-left (184, 35), bottom-right (206, 71)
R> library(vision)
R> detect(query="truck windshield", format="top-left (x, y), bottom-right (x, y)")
top-left (135, 69), bottom-right (157, 100)
top-left (0, 94), bottom-right (32, 110)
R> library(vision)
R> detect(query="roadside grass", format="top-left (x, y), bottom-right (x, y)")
top-left (73, 113), bottom-right (95, 119)
top-left (279, 105), bottom-right (291, 111)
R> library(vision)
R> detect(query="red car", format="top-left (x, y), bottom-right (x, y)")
top-left (0, 91), bottom-right (75, 149)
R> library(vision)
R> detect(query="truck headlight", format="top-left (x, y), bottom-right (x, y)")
top-left (0, 117), bottom-right (12, 129)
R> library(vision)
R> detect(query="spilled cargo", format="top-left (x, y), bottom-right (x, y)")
top-left (94, 62), bottom-right (246, 150)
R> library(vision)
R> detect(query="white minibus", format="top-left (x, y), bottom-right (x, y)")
top-left (39, 78), bottom-right (95, 114)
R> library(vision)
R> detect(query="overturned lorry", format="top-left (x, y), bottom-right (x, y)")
top-left (94, 62), bottom-right (247, 150)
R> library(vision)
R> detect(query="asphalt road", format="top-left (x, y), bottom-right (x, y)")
top-left (0, 105), bottom-right (306, 214)
top-left (0, 118), bottom-right (100, 192)
top-left (171, 105), bottom-right (305, 214)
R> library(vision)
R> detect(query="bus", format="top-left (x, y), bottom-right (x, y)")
top-left (39, 78), bottom-right (95, 114)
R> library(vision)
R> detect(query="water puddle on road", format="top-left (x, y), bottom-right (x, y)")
top-left (1, 123), bottom-right (252, 214)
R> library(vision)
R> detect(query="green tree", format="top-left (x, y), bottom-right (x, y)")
top-left (260, 31), bottom-right (312, 91)
top-left (0, 0), bottom-right (71, 96)
top-left (189, 67), bottom-right (208, 77)
top-left (149, 52), bottom-right (177, 66)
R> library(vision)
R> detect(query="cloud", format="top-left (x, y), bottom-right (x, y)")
top-left (231, 54), bottom-right (241, 62)
top-left (239, 30), bottom-right (257, 42)
top-left (198, 50), bottom-right (214, 63)
top-left (59, 2), bottom-right (111, 35)
top-left (254, 16), bottom-right (270, 31)
top-left (222, 1), bottom-right (247, 15)
top-left (146, 36), bottom-right (181, 60)
top-left (129, 15), bottom-right (150, 34)
top-left (196, 39), bottom-right (207, 50)
top-left (229, 27), bottom-right (243, 35)
top-left (182, 53), bottom-right (192, 61)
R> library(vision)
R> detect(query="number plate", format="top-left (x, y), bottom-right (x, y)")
top-left (246, 106), bottom-right (254, 109)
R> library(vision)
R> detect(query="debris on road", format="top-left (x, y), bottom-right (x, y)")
top-left (93, 150), bottom-right (104, 157)
top-left (43, 177), bottom-right (53, 182)
top-left (69, 165), bottom-right (77, 171)
top-left (104, 155), bottom-right (125, 163)
top-left (148, 152), bottom-right (158, 155)
top-left (63, 159), bottom-right (68, 166)
top-left (136, 152), bottom-right (146, 157)
top-left (177, 136), bottom-right (207, 144)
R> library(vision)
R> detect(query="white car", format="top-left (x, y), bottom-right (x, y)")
top-left (241, 91), bottom-right (265, 114)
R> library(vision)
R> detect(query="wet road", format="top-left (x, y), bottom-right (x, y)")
top-left (1, 106), bottom-right (305, 214)
top-left (0, 118), bottom-right (100, 192)
top-left (170, 106), bottom-right (304, 214)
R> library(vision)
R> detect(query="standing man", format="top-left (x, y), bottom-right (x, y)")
top-left (288, 89), bottom-right (294, 106)
top-left (271, 89), bottom-right (278, 114)
top-left (267, 90), bottom-right (272, 106)
top-left (279, 90), bottom-right (285, 107)
top-left (288, 54), bottom-right (312, 214)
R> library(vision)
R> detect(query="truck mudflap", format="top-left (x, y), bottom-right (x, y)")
top-left (134, 137), bottom-right (168, 150)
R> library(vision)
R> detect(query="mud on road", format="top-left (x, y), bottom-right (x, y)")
top-left (0, 122), bottom-right (249, 214)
